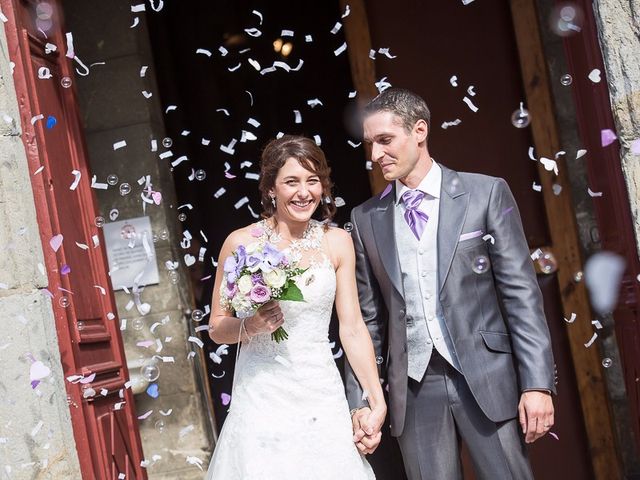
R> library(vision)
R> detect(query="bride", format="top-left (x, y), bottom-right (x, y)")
top-left (205, 135), bottom-right (386, 479)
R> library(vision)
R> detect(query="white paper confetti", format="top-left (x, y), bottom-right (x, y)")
top-left (196, 48), bottom-right (212, 57)
top-left (113, 140), bottom-right (127, 150)
top-left (69, 170), bottom-right (81, 190)
top-left (584, 332), bottom-right (598, 348)
top-left (334, 41), bottom-right (347, 56)
top-left (463, 96), bottom-right (479, 112)
top-left (588, 188), bottom-right (603, 197)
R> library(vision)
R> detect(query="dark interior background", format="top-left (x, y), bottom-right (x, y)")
top-left (145, 1), bottom-right (407, 477)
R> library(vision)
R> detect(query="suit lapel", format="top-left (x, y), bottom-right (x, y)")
top-left (372, 185), bottom-right (403, 296)
top-left (438, 166), bottom-right (469, 292)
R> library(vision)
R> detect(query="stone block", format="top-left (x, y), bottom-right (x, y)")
top-left (0, 290), bottom-right (81, 478)
top-left (0, 137), bottom-right (48, 290)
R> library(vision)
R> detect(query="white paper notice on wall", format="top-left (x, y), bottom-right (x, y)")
top-left (103, 216), bottom-right (159, 290)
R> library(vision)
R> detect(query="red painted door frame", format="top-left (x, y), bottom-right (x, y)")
top-left (1, 1), bottom-right (147, 478)
top-left (560, 0), bottom-right (640, 452)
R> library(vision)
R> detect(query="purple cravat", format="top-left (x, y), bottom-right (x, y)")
top-left (401, 189), bottom-right (429, 240)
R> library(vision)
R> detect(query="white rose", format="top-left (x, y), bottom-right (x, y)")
top-left (263, 268), bottom-right (287, 289)
top-left (245, 242), bottom-right (260, 254)
top-left (237, 274), bottom-right (253, 294)
top-left (231, 295), bottom-right (252, 314)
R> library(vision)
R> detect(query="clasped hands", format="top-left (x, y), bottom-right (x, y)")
top-left (351, 407), bottom-right (386, 455)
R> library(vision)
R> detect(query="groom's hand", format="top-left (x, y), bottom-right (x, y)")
top-left (518, 390), bottom-right (554, 443)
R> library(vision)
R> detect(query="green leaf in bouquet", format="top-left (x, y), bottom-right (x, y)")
top-left (279, 280), bottom-right (304, 302)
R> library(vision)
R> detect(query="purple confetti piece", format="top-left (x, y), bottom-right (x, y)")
top-left (631, 139), bottom-right (640, 155)
top-left (601, 129), bottom-right (617, 147)
top-left (31, 380), bottom-right (41, 389)
top-left (61, 264), bottom-right (71, 275)
top-left (221, 392), bottom-right (231, 405)
top-left (502, 206), bottom-right (514, 216)
top-left (379, 183), bottom-right (392, 199)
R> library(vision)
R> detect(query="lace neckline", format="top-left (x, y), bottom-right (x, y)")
top-left (256, 219), bottom-right (325, 265)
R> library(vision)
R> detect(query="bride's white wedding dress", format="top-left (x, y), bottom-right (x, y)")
top-left (205, 219), bottom-right (375, 479)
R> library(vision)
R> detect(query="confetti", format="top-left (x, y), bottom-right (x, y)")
top-left (49, 234), bottom-right (63, 252)
top-left (588, 68), bottom-right (601, 83)
top-left (333, 41), bottom-right (347, 56)
top-left (113, 140), bottom-right (127, 150)
top-left (449, 75), bottom-right (458, 87)
top-left (441, 119), bottom-right (461, 129)
top-left (601, 129), bottom-right (617, 147)
top-left (532, 182), bottom-right (542, 192)
top-left (281, 29), bottom-right (294, 37)
top-left (584, 332), bottom-right (598, 348)
top-left (587, 187), bottom-right (602, 197)
top-left (196, 48), bottom-right (212, 57)
top-left (330, 22), bottom-right (342, 34)
top-left (378, 48), bottom-right (396, 58)
top-left (462, 96), bottom-right (479, 112)
top-left (69, 170), bottom-right (81, 190)
top-left (576, 149), bottom-right (587, 159)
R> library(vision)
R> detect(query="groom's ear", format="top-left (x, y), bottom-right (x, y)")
top-left (414, 119), bottom-right (428, 143)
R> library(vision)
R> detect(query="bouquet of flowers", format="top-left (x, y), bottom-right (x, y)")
top-left (220, 241), bottom-right (305, 342)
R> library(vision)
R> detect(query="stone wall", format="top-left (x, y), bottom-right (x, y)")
top-left (593, 0), bottom-right (640, 257)
top-left (0, 20), bottom-right (82, 479)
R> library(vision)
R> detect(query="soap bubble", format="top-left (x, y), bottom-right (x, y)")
top-left (550, 3), bottom-right (584, 37)
top-left (195, 169), bottom-right (206, 181)
top-left (154, 420), bottom-right (166, 433)
top-left (472, 255), bottom-right (490, 274)
top-left (140, 363), bottom-right (160, 382)
top-left (162, 137), bottom-right (173, 148)
top-left (76, 321), bottom-right (85, 331)
top-left (602, 358), bottom-right (612, 368)
top-left (537, 251), bottom-right (558, 274)
top-left (178, 213), bottom-right (187, 222)
top-left (131, 318), bottom-right (144, 331)
top-left (94, 216), bottom-right (105, 227)
top-left (119, 183), bottom-right (131, 196)
top-left (343, 222), bottom-right (354, 232)
top-left (107, 174), bottom-right (119, 185)
top-left (375, 356), bottom-right (384, 365)
top-left (60, 76), bottom-right (72, 88)
top-left (59, 296), bottom-right (70, 308)
top-left (511, 103), bottom-right (531, 128)
top-left (191, 309), bottom-right (204, 322)
top-left (560, 74), bottom-right (573, 86)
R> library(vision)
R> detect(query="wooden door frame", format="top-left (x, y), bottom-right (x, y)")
top-left (342, 0), bottom-right (620, 478)
top-left (1, 1), bottom-right (147, 477)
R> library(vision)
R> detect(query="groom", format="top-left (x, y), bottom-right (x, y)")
top-left (346, 88), bottom-right (556, 479)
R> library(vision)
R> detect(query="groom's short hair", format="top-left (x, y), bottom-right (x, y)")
top-left (364, 88), bottom-right (431, 135)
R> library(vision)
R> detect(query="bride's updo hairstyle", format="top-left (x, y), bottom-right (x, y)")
top-left (259, 135), bottom-right (336, 223)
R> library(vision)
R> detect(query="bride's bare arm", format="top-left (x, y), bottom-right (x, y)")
top-left (330, 229), bottom-right (387, 429)
top-left (208, 230), bottom-right (283, 344)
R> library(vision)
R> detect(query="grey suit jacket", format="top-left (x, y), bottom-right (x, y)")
top-left (346, 165), bottom-right (555, 437)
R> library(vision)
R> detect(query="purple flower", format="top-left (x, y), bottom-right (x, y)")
top-left (250, 284), bottom-right (271, 303)
top-left (224, 282), bottom-right (238, 299)
top-left (251, 273), bottom-right (264, 285)
top-left (223, 246), bottom-right (247, 283)
top-left (263, 243), bottom-right (284, 267)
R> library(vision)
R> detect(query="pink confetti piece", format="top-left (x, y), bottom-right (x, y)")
top-left (137, 410), bottom-right (153, 420)
top-left (151, 191), bottom-right (162, 205)
top-left (221, 393), bottom-right (231, 405)
top-left (79, 373), bottom-right (96, 384)
top-left (601, 129), bottom-right (617, 147)
top-left (49, 234), bottom-right (63, 252)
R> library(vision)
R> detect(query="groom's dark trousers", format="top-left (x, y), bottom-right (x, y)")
top-left (397, 351), bottom-right (533, 480)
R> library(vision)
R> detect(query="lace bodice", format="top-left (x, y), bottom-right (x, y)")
top-left (243, 218), bottom-right (336, 355)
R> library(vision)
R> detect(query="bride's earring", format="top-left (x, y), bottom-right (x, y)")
top-left (270, 195), bottom-right (276, 208)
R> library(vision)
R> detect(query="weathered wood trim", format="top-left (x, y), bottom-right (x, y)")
top-left (509, 0), bottom-right (621, 478)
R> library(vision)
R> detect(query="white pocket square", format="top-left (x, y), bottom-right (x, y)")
top-left (459, 230), bottom-right (484, 242)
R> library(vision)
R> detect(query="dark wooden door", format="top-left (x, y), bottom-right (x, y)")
top-left (352, 0), bottom-right (608, 478)
top-left (1, 1), bottom-right (147, 478)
